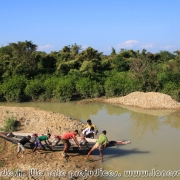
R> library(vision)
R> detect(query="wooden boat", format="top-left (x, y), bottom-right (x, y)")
top-left (0, 132), bottom-right (131, 152)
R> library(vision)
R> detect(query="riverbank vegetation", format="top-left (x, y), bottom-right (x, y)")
top-left (0, 41), bottom-right (179, 102)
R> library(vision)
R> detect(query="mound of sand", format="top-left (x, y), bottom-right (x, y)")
top-left (0, 106), bottom-right (84, 135)
top-left (104, 92), bottom-right (180, 109)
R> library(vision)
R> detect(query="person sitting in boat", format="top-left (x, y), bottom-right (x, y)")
top-left (81, 127), bottom-right (98, 145)
top-left (33, 133), bottom-right (51, 152)
top-left (82, 119), bottom-right (98, 138)
top-left (61, 130), bottom-right (81, 157)
top-left (17, 135), bottom-right (31, 158)
top-left (86, 130), bottom-right (108, 162)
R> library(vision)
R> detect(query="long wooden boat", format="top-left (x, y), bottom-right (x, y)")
top-left (0, 132), bottom-right (131, 152)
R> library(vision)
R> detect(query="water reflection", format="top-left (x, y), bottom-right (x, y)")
top-left (130, 113), bottom-right (161, 139)
top-left (115, 105), bottom-right (177, 116)
top-left (103, 104), bottom-right (130, 116)
top-left (162, 114), bottom-right (180, 129)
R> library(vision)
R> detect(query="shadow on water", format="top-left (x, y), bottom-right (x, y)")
top-left (92, 147), bottom-right (150, 162)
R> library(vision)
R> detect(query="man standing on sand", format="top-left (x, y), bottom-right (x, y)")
top-left (86, 130), bottom-right (108, 162)
top-left (17, 135), bottom-right (31, 158)
top-left (61, 130), bottom-right (81, 157)
top-left (82, 119), bottom-right (98, 138)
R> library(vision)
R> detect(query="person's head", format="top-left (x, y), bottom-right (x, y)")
top-left (74, 130), bottom-right (79, 136)
top-left (33, 133), bottom-right (38, 137)
top-left (90, 126), bottom-right (94, 131)
top-left (27, 135), bottom-right (31, 140)
top-left (102, 130), bottom-right (107, 135)
top-left (87, 119), bottom-right (92, 125)
top-left (47, 133), bottom-right (51, 138)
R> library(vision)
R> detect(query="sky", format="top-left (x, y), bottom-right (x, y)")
top-left (0, 0), bottom-right (180, 55)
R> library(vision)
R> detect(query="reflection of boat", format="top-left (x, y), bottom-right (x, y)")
top-left (0, 132), bottom-right (131, 152)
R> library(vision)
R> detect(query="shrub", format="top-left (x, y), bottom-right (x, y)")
top-left (104, 72), bottom-right (140, 97)
top-left (53, 78), bottom-right (74, 102)
top-left (44, 77), bottom-right (60, 99)
top-left (25, 79), bottom-right (45, 101)
top-left (1, 116), bottom-right (19, 132)
top-left (160, 82), bottom-right (180, 101)
top-left (76, 78), bottom-right (103, 98)
top-left (0, 76), bottom-right (27, 102)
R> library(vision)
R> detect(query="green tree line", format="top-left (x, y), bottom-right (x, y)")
top-left (0, 40), bottom-right (179, 102)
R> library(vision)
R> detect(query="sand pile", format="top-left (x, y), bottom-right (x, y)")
top-left (104, 92), bottom-right (180, 109)
top-left (0, 106), bottom-right (84, 135)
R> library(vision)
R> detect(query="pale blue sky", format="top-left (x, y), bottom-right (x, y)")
top-left (1, 0), bottom-right (180, 54)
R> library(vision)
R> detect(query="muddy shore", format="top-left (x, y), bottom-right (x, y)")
top-left (0, 107), bottom-right (102, 180)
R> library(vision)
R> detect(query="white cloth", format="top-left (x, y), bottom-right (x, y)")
top-left (82, 128), bottom-right (96, 136)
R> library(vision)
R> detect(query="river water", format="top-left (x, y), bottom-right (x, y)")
top-left (0, 102), bottom-right (180, 180)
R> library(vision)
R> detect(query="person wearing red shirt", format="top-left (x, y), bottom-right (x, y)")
top-left (61, 130), bottom-right (81, 157)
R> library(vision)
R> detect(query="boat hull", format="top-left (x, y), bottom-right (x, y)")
top-left (0, 132), bottom-right (130, 152)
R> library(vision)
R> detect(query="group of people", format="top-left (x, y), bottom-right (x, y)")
top-left (16, 119), bottom-right (108, 162)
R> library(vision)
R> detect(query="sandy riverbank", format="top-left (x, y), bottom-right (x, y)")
top-left (0, 107), bottom-right (101, 180)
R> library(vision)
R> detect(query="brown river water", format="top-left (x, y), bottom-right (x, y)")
top-left (0, 102), bottom-right (180, 180)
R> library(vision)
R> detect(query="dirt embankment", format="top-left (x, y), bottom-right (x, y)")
top-left (0, 107), bottom-right (101, 180)
top-left (0, 106), bottom-right (85, 135)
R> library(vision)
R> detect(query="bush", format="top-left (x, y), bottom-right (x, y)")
top-left (112, 55), bottom-right (129, 72)
top-left (25, 79), bottom-right (45, 101)
top-left (1, 116), bottom-right (19, 132)
top-left (160, 82), bottom-right (180, 101)
top-left (53, 78), bottom-right (74, 102)
top-left (104, 72), bottom-right (141, 97)
top-left (76, 78), bottom-right (103, 98)
top-left (0, 76), bottom-right (27, 102)
top-left (44, 77), bottom-right (60, 99)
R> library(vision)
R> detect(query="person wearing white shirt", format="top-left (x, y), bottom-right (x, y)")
top-left (81, 127), bottom-right (98, 145)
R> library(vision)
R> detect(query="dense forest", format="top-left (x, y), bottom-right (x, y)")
top-left (0, 40), bottom-right (179, 102)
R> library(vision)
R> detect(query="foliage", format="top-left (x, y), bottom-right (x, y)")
top-left (25, 79), bottom-right (45, 100)
top-left (0, 76), bottom-right (27, 102)
top-left (104, 72), bottom-right (141, 97)
top-left (76, 78), bottom-right (103, 98)
top-left (0, 40), bottom-right (180, 102)
top-left (160, 82), bottom-right (180, 101)
top-left (53, 78), bottom-right (74, 102)
top-left (1, 116), bottom-right (19, 132)
top-left (112, 55), bottom-right (129, 72)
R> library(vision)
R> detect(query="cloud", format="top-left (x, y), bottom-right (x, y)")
top-left (38, 44), bottom-right (53, 51)
top-left (141, 43), bottom-right (154, 49)
top-left (163, 45), bottom-right (174, 50)
top-left (117, 40), bottom-right (139, 49)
